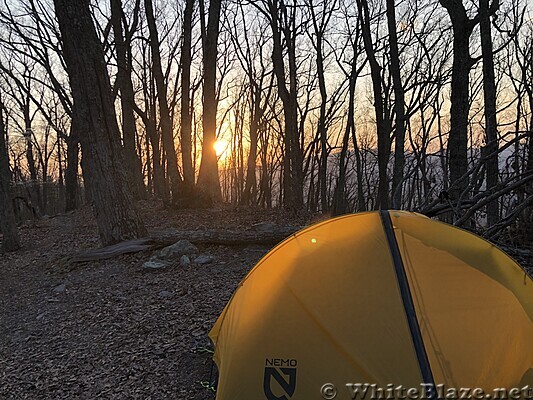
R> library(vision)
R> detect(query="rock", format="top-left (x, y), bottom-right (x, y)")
top-left (158, 290), bottom-right (173, 298)
top-left (142, 260), bottom-right (172, 270)
top-left (194, 254), bottom-right (214, 265)
top-left (180, 255), bottom-right (191, 267)
top-left (53, 283), bottom-right (66, 294)
top-left (158, 240), bottom-right (198, 260)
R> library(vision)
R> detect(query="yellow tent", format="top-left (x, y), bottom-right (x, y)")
top-left (209, 211), bottom-right (533, 399)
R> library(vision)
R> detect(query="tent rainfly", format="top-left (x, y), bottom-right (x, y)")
top-left (209, 211), bottom-right (533, 400)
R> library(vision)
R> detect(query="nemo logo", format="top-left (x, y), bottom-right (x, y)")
top-left (263, 359), bottom-right (297, 400)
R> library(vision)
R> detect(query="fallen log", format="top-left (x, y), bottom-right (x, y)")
top-left (71, 238), bottom-right (161, 262)
top-left (70, 226), bottom-right (302, 262)
top-left (154, 227), bottom-right (301, 245)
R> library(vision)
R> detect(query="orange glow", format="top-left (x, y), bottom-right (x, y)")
top-left (214, 139), bottom-right (229, 159)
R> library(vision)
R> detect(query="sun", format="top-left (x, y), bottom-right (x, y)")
top-left (213, 139), bottom-right (229, 159)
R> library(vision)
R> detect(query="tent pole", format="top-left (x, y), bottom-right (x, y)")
top-left (380, 210), bottom-right (437, 394)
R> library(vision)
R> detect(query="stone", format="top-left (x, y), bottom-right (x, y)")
top-left (158, 290), bottom-right (173, 298)
top-left (194, 254), bottom-right (214, 265)
top-left (53, 283), bottom-right (66, 294)
top-left (158, 240), bottom-right (198, 260)
top-left (142, 260), bottom-right (172, 270)
top-left (180, 255), bottom-right (191, 267)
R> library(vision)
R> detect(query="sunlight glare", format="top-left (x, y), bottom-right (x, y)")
top-left (213, 139), bottom-right (229, 158)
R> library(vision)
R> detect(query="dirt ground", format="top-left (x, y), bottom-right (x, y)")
top-left (0, 203), bottom-right (531, 399)
top-left (0, 203), bottom-right (312, 399)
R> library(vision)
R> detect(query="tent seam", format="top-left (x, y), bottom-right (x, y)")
top-left (380, 210), bottom-right (437, 392)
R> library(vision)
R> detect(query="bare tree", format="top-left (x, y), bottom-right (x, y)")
top-left (258, 0), bottom-right (304, 210)
top-left (54, 0), bottom-right (146, 245)
top-left (228, 9), bottom-right (273, 206)
top-left (307, 0), bottom-right (336, 211)
top-left (180, 0), bottom-right (195, 196)
top-left (0, 1), bottom-right (80, 212)
top-left (439, 0), bottom-right (488, 204)
top-left (332, 2), bottom-right (366, 215)
top-left (131, 24), bottom-right (169, 200)
top-left (357, 0), bottom-right (391, 209)
top-left (111, 0), bottom-right (145, 199)
top-left (197, 0), bottom-right (223, 202)
top-left (0, 99), bottom-right (21, 252)
top-left (387, 0), bottom-right (406, 209)
top-left (479, 0), bottom-right (501, 225)
top-left (144, 0), bottom-right (182, 201)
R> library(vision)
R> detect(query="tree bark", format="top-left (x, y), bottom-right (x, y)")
top-left (22, 97), bottom-right (42, 216)
top-left (242, 85), bottom-right (262, 205)
top-left (332, 51), bottom-right (364, 215)
top-left (180, 0), bottom-right (195, 194)
top-left (54, 0), bottom-right (146, 246)
top-left (111, 0), bottom-right (145, 199)
top-left (266, 0), bottom-right (303, 210)
top-left (525, 46), bottom-right (533, 239)
top-left (479, 0), bottom-right (499, 225)
top-left (133, 70), bottom-right (169, 200)
top-left (146, 112), bottom-right (167, 199)
top-left (144, 0), bottom-right (182, 200)
top-left (387, 0), bottom-right (406, 209)
top-left (197, 0), bottom-right (223, 202)
top-left (309, 0), bottom-right (331, 212)
top-left (439, 0), bottom-right (477, 204)
top-left (64, 131), bottom-right (79, 212)
top-left (357, 0), bottom-right (390, 210)
top-left (0, 103), bottom-right (21, 252)
top-left (71, 226), bottom-right (302, 262)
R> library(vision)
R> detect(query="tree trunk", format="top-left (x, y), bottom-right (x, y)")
top-left (479, 0), bottom-right (499, 226)
top-left (111, 0), bottom-right (145, 199)
top-left (139, 79), bottom-right (170, 201)
top-left (525, 67), bottom-right (533, 239)
top-left (332, 118), bottom-right (350, 216)
top-left (197, 0), bottom-right (222, 202)
top-left (0, 103), bottom-right (21, 252)
top-left (267, 0), bottom-right (303, 210)
top-left (387, 0), bottom-right (406, 210)
top-left (144, 0), bottom-right (182, 200)
top-left (526, 101), bottom-right (533, 173)
top-left (309, 0), bottom-right (329, 212)
top-left (147, 116), bottom-right (167, 200)
top-left (180, 0), bottom-right (195, 195)
top-left (357, 0), bottom-right (390, 210)
top-left (332, 52), bottom-right (363, 215)
top-left (23, 98), bottom-right (42, 216)
top-left (286, 5), bottom-right (303, 211)
top-left (440, 0), bottom-right (477, 205)
top-left (54, 0), bottom-right (146, 246)
top-left (64, 132), bottom-right (79, 212)
top-left (242, 87), bottom-right (261, 206)
top-left (57, 134), bottom-right (64, 188)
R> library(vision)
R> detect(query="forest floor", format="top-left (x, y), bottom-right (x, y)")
top-left (1, 203), bottom-right (532, 399)
top-left (0, 202), bottom-right (313, 400)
